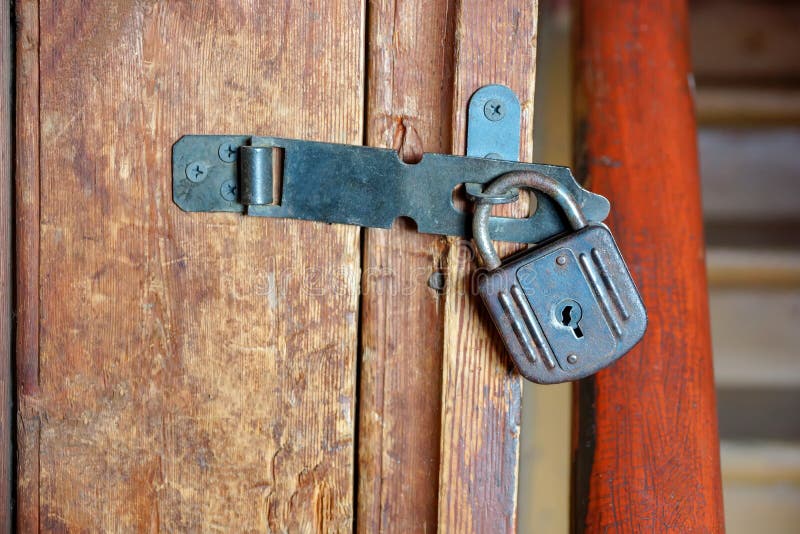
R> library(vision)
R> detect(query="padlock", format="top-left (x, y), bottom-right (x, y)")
top-left (473, 171), bottom-right (647, 384)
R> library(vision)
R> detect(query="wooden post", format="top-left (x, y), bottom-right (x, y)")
top-left (572, 1), bottom-right (725, 531)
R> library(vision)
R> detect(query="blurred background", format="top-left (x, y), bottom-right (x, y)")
top-left (519, 0), bottom-right (800, 532)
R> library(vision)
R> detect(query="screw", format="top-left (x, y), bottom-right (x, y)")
top-left (567, 354), bottom-right (578, 364)
top-left (218, 141), bottom-right (239, 163)
top-left (484, 152), bottom-right (502, 159)
top-left (186, 161), bottom-right (209, 183)
top-left (556, 255), bottom-right (567, 266)
top-left (220, 179), bottom-right (238, 202)
top-left (428, 271), bottom-right (446, 294)
top-left (483, 99), bottom-right (506, 121)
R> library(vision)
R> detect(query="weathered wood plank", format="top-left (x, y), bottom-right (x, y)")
top-left (438, 1), bottom-right (538, 532)
top-left (357, 1), bottom-right (455, 531)
top-left (358, 2), bottom-right (539, 530)
top-left (572, 0), bottom-right (725, 531)
top-left (0, 0), bottom-right (12, 529)
top-left (15, 0), bottom-right (41, 530)
top-left (19, 1), bottom-right (364, 530)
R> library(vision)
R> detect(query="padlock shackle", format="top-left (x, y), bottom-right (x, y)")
top-left (473, 171), bottom-right (589, 270)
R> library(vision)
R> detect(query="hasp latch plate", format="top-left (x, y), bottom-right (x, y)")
top-left (172, 85), bottom-right (609, 244)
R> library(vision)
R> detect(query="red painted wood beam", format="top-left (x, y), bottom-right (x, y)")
top-left (571, 1), bottom-right (725, 532)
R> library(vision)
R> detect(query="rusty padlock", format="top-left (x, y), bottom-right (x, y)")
top-left (473, 171), bottom-right (647, 384)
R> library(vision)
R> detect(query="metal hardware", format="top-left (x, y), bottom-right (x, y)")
top-left (238, 146), bottom-right (273, 205)
top-left (473, 170), bottom-right (647, 384)
top-left (464, 182), bottom-right (519, 205)
top-left (484, 99), bottom-right (506, 121)
top-left (185, 160), bottom-right (209, 183)
top-left (474, 171), bottom-right (589, 270)
top-left (462, 85), bottom-right (521, 205)
top-left (173, 140), bottom-right (610, 244)
top-left (218, 141), bottom-right (238, 163)
top-left (428, 270), bottom-right (446, 293)
top-left (467, 85), bottom-right (520, 161)
top-left (220, 179), bottom-right (238, 202)
top-left (171, 85), bottom-right (644, 384)
top-left (172, 85), bottom-right (609, 244)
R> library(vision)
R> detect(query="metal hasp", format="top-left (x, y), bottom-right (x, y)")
top-left (172, 87), bottom-right (610, 244)
top-left (466, 84), bottom-right (521, 161)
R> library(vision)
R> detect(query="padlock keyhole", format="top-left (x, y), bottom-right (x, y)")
top-left (557, 302), bottom-right (584, 339)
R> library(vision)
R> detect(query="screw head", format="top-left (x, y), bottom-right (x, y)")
top-left (218, 142), bottom-right (239, 163)
top-left (483, 99), bottom-right (506, 121)
top-left (567, 354), bottom-right (578, 364)
top-left (556, 255), bottom-right (567, 266)
top-left (185, 161), bottom-right (209, 183)
top-left (220, 179), bottom-right (238, 202)
top-left (428, 270), bottom-right (446, 293)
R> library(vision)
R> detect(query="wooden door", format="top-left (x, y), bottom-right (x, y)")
top-left (13, 1), bottom-right (537, 531)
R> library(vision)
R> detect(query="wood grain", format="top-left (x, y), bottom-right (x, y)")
top-left (357, 1), bottom-right (455, 531)
top-left (0, 0), bottom-right (12, 529)
top-left (18, 1), bottom-right (364, 530)
top-left (438, 1), bottom-right (538, 532)
top-left (572, 0), bottom-right (725, 531)
top-left (15, 0), bottom-right (41, 530)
